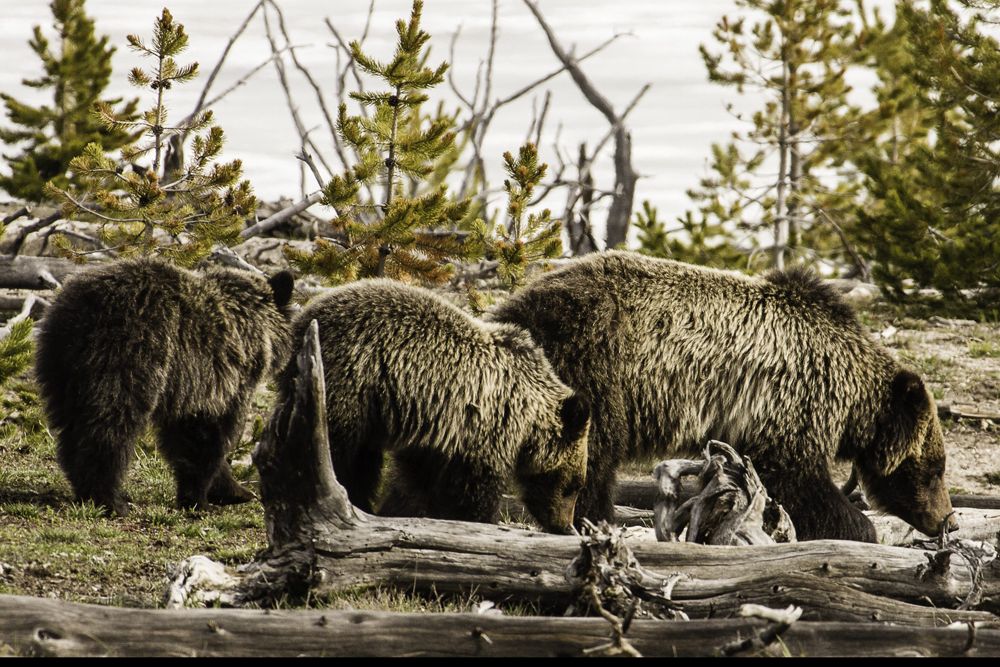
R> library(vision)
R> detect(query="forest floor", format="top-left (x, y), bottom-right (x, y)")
top-left (0, 296), bottom-right (998, 609)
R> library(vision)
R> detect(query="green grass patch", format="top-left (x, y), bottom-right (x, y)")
top-left (981, 471), bottom-right (1000, 487)
top-left (0, 375), bottom-right (558, 616)
top-left (896, 351), bottom-right (956, 380)
top-left (0, 378), bottom-right (272, 608)
top-left (969, 340), bottom-right (1000, 358)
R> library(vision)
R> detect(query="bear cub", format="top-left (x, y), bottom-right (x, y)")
top-left (35, 257), bottom-right (294, 516)
top-left (279, 279), bottom-right (591, 534)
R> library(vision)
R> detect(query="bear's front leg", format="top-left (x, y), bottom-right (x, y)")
top-left (756, 461), bottom-right (878, 542)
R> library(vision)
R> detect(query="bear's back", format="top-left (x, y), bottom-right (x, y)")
top-left (493, 251), bottom-right (873, 364)
top-left (37, 257), bottom-right (285, 421)
top-left (295, 279), bottom-right (496, 357)
top-left (292, 279), bottom-right (568, 461)
top-left (491, 251), bottom-right (891, 457)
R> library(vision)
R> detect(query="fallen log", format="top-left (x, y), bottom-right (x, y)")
top-left (0, 289), bottom-right (51, 317)
top-left (615, 478), bottom-right (1000, 514)
top-left (1, 594), bottom-right (997, 657)
top-left (939, 403), bottom-right (1000, 422)
top-left (0, 255), bottom-right (90, 289)
top-left (219, 320), bottom-right (1000, 627)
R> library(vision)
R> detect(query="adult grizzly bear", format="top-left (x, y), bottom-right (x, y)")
top-left (280, 279), bottom-right (590, 534)
top-left (490, 251), bottom-right (956, 542)
top-left (36, 257), bottom-right (294, 516)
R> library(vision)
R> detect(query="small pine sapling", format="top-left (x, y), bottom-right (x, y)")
top-left (46, 8), bottom-right (255, 266)
top-left (286, 0), bottom-right (475, 284)
top-left (0, 318), bottom-right (33, 389)
top-left (469, 142), bottom-right (562, 289)
top-left (0, 0), bottom-right (139, 202)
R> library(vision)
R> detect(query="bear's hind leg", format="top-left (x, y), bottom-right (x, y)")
top-left (158, 408), bottom-right (242, 511)
top-left (207, 461), bottom-right (255, 506)
top-left (56, 421), bottom-right (137, 516)
top-left (332, 436), bottom-right (385, 514)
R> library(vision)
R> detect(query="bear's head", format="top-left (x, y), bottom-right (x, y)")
top-left (516, 392), bottom-right (591, 534)
top-left (856, 368), bottom-right (957, 537)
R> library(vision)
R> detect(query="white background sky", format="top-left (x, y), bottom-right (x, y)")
top-left (0, 0), bottom-right (893, 244)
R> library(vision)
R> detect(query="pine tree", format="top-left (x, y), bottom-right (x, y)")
top-left (688, 0), bottom-right (861, 271)
top-left (468, 142), bottom-right (562, 289)
top-left (856, 0), bottom-right (1000, 300)
top-left (0, 319), bottom-right (33, 389)
top-left (633, 200), bottom-right (745, 269)
top-left (0, 0), bottom-right (139, 202)
top-left (45, 8), bottom-right (255, 266)
top-left (286, 0), bottom-right (475, 284)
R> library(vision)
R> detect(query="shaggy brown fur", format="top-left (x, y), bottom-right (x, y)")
top-left (489, 251), bottom-right (955, 542)
top-left (35, 257), bottom-right (294, 516)
top-left (279, 279), bottom-right (590, 534)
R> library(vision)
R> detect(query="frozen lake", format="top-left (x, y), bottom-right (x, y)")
top-left (0, 1), bottom-right (889, 243)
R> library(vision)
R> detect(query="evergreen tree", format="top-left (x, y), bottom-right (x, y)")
top-left (633, 199), bottom-right (745, 269)
top-left (688, 0), bottom-right (861, 270)
top-left (0, 319), bottom-right (33, 389)
top-left (286, 0), bottom-right (475, 284)
top-left (856, 0), bottom-right (1000, 299)
top-left (0, 0), bottom-right (138, 203)
top-left (468, 143), bottom-right (562, 289)
top-left (46, 8), bottom-right (256, 266)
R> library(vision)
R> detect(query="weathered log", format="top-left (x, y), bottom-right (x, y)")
top-left (0, 255), bottom-right (91, 289)
top-left (0, 289), bottom-right (51, 316)
top-left (238, 192), bottom-right (323, 240)
top-left (229, 320), bottom-right (1000, 627)
top-left (1, 594), bottom-right (997, 657)
top-left (939, 403), bottom-right (1000, 422)
top-left (954, 495), bottom-right (1000, 511)
top-left (616, 477), bottom-right (1000, 514)
top-left (1, 212), bottom-right (62, 256)
top-left (504, 495), bottom-right (1000, 546)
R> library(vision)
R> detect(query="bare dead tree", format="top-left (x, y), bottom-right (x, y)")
top-left (164, 1), bottom-right (267, 177)
top-left (523, 0), bottom-right (647, 250)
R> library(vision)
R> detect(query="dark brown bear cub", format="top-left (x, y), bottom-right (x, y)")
top-left (35, 257), bottom-right (294, 516)
top-left (490, 251), bottom-right (956, 542)
top-left (279, 279), bottom-right (591, 534)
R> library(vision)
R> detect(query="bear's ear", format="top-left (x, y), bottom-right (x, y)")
top-left (560, 393), bottom-right (590, 443)
top-left (873, 368), bottom-right (928, 474)
top-left (268, 271), bottom-right (294, 308)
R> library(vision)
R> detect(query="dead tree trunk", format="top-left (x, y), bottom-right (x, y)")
top-left (523, 0), bottom-right (641, 250)
top-left (228, 319), bottom-right (1000, 628)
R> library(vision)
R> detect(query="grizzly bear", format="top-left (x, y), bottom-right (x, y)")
top-left (35, 257), bottom-right (294, 516)
top-left (278, 279), bottom-right (591, 534)
top-left (489, 251), bottom-right (956, 542)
